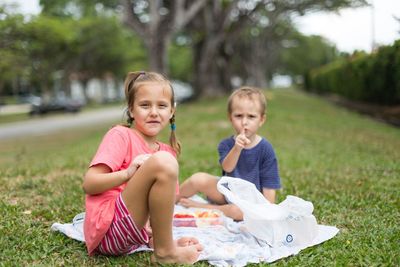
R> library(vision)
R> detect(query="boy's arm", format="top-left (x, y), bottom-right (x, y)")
top-left (221, 146), bottom-right (243, 173)
top-left (262, 188), bottom-right (276, 203)
top-left (221, 131), bottom-right (250, 172)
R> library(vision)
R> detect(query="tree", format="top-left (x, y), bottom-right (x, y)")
top-left (39, 0), bottom-right (147, 101)
top-left (24, 16), bottom-right (77, 95)
top-left (72, 16), bottom-right (145, 102)
top-left (39, 0), bottom-right (118, 18)
top-left (189, 0), bottom-right (368, 96)
top-left (280, 32), bottom-right (339, 79)
top-left (0, 5), bottom-right (28, 97)
top-left (121, 0), bottom-right (206, 74)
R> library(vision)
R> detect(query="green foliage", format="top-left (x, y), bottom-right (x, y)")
top-left (39, 0), bottom-right (119, 18)
top-left (0, 7), bottom-right (29, 93)
top-left (305, 40), bottom-right (400, 105)
top-left (280, 33), bottom-right (340, 78)
top-left (24, 16), bottom-right (77, 93)
top-left (0, 7), bottom-right (146, 96)
top-left (74, 16), bottom-right (146, 81)
top-left (0, 90), bottom-right (399, 266)
top-left (168, 39), bottom-right (193, 82)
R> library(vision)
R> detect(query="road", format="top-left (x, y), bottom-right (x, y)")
top-left (0, 106), bottom-right (126, 140)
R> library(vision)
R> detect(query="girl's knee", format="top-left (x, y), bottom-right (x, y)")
top-left (150, 151), bottom-right (178, 178)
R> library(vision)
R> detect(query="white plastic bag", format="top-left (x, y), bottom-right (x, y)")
top-left (217, 176), bottom-right (318, 247)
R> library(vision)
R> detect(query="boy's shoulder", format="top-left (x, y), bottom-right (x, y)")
top-left (218, 136), bottom-right (235, 147)
top-left (258, 137), bottom-right (277, 152)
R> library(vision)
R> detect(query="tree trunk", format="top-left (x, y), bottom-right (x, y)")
top-left (193, 34), bottom-right (228, 97)
top-left (147, 34), bottom-right (169, 74)
top-left (81, 79), bottom-right (90, 103)
top-left (121, 0), bottom-right (206, 77)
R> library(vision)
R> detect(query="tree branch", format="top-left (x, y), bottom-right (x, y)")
top-left (120, 0), bottom-right (146, 40)
top-left (174, 0), bottom-right (207, 31)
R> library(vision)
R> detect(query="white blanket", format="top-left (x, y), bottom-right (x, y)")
top-left (51, 197), bottom-right (339, 267)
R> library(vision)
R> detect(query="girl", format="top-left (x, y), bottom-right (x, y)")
top-left (82, 71), bottom-right (202, 264)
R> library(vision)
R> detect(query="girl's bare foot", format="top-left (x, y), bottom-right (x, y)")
top-left (151, 238), bottom-right (203, 264)
top-left (176, 237), bottom-right (203, 250)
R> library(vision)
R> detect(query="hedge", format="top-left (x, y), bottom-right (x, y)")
top-left (304, 40), bottom-right (400, 105)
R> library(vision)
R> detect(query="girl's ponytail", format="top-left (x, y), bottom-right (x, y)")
top-left (123, 71), bottom-right (145, 127)
top-left (169, 114), bottom-right (181, 157)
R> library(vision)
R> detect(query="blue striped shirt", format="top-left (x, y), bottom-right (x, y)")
top-left (218, 136), bottom-right (281, 191)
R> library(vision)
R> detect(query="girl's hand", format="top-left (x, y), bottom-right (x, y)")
top-left (235, 129), bottom-right (251, 149)
top-left (126, 154), bottom-right (151, 180)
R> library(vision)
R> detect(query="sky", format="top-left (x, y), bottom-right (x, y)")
top-left (296, 0), bottom-right (400, 52)
top-left (3, 0), bottom-right (400, 53)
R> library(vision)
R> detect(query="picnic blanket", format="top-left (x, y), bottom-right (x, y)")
top-left (51, 195), bottom-right (339, 267)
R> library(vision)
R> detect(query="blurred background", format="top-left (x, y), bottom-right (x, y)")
top-left (0, 0), bottom-right (399, 120)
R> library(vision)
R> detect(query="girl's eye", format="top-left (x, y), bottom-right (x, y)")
top-left (159, 104), bottom-right (168, 108)
top-left (140, 103), bottom-right (150, 108)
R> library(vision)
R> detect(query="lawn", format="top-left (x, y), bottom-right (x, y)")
top-left (0, 89), bottom-right (398, 266)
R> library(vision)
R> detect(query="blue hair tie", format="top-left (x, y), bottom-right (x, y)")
top-left (170, 123), bottom-right (176, 131)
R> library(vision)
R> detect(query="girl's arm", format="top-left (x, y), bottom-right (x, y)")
top-left (82, 154), bottom-right (151, 195)
top-left (82, 164), bottom-right (129, 195)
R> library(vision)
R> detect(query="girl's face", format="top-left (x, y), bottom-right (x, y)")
top-left (129, 82), bottom-right (175, 140)
top-left (229, 96), bottom-right (265, 139)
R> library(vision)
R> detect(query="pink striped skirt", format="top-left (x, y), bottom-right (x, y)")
top-left (95, 194), bottom-right (149, 255)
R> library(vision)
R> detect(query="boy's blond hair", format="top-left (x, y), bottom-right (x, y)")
top-left (227, 86), bottom-right (266, 115)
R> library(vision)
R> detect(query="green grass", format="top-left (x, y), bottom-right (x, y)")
top-left (0, 112), bottom-right (31, 124)
top-left (0, 89), bottom-right (398, 266)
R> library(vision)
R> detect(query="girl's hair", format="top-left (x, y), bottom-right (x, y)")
top-left (123, 71), bottom-right (181, 156)
top-left (227, 86), bottom-right (266, 115)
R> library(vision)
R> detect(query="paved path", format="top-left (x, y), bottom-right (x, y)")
top-left (0, 106), bottom-right (126, 140)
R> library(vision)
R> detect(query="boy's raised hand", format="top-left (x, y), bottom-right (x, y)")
top-left (235, 129), bottom-right (251, 149)
top-left (126, 154), bottom-right (151, 180)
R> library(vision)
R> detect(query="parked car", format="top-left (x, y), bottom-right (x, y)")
top-left (172, 80), bottom-right (194, 103)
top-left (29, 96), bottom-right (84, 115)
top-left (18, 94), bottom-right (42, 106)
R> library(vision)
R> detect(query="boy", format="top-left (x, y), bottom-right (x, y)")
top-left (177, 87), bottom-right (281, 220)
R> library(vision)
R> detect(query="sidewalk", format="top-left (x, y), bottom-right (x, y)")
top-left (0, 104), bottom-right (31, 115)
top-left (0, 106), bottom-right (125, 140)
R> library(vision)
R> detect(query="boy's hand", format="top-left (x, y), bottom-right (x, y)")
top-left (126, 154), bottom-right (151, 180)
top-left (235, 129), bottom-right (251, 149)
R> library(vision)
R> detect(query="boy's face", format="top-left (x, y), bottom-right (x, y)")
top-left (229, 96), bottom-right (265, 138)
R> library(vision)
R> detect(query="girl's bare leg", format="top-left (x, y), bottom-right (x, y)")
top-left (121, 151), bottom-right (202, 264)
